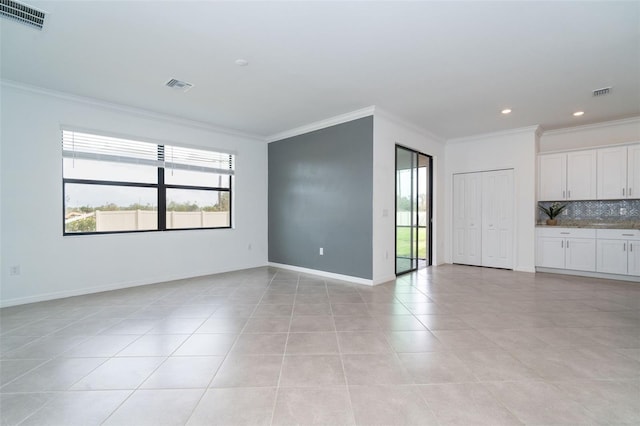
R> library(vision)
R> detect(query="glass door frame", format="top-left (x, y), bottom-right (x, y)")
top-left (394, 145), bottom-right (433, 276)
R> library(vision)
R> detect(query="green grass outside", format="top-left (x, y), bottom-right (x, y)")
top-left (396, 226), bottom-right (428, 259)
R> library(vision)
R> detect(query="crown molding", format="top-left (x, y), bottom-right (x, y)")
top-left (541, 116), bottom-right (640, 137)
top-left (373, 107), bottom-right (444, 143)
top-left (266, 106), bottom-right (375, 143)
top-left (1, 79), bottom-right (265, 141)
top-left (446, 125), bottom-right (541, 145)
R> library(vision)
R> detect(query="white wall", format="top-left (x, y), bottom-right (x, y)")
top-left (540, 117), bottom-right (640, 152)
top-left (0, 83), bottom-right (268, 307)
top-left (373, 109), bottom-right (446, 284)
top-left (445, 127), bottom-right (539, 273)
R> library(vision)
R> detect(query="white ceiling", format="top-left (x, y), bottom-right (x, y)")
top-left (1, 1), bottom-right (639, 140)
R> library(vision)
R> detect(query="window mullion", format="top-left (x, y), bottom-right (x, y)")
top-left (158, 145), bottom-right (166, 231)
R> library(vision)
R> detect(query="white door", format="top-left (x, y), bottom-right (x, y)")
top-left (482, 170), bottom-right (514, 268)
top-left (628, 240), bottom-right (640, 277)
top-left (596, 239), bottom-right (628, 274)
top-left (452, 173), bottom-right (482, 266)
top-left (597, 147), bottom-right (627, 200)
top-left (536, 237), bottom-right (565, 269)
top-left (565, 238), bottom-right (596, 272)
top-left (538, 154), bottom-right (566, 201)
top-left (627, 144), bottom-right (640, 199)
top-left (567, 150), bottom-right (597, 200)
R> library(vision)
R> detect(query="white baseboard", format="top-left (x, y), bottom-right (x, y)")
top-left (536, 267), bottom-right (640, 283)
top-left (515, 266), bottom-right (536, 273)
top-left (268, 262), bottom-right (375, 286)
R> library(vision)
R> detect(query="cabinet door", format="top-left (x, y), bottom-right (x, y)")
top-left (482, 170), bottom-right (513, 269)
top-left (628, 144), bottom-right (640, 199)
top-left (596, 239), bottom-right (628, 274)
top-left (453, 173), bottom-right (482, 266)
top-left (597, 147), bottom-right (627, 199)
top-left (565, 238), bottom-right (596, 272)
top-left (628, 240), bottom-right (640, 276)
top-left (536, 237), bottom-right (565, 269)
top-left (567, 150), bottom-right (597, 200)
top-left (538, 154), bottom-right (566, 201)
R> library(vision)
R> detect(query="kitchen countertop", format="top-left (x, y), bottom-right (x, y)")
top-left (536, 221), bottom-right (640, 230)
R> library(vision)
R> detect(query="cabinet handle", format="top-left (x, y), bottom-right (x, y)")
top-left (631, 243), bottom-right (633, 252)
top-left (561, 240), bottom-right (564, 248)
top-left (629, 188), bottom-right (633, 197)
top-left (560, 232), bottom-right (570, 235)
top-left (566, 240), bottom-right (569, 248)
top-left (623, 188), bottom-right (626, 196)
top-left (568, 190), bottom-right (571, 199)
top-left (563, 190), bottom-right (566, 199)
top-left (623, 243), bottom-right (626, 252)
top-left (622, 234), bottom-right (634, 236)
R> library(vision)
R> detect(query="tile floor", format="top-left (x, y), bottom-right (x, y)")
top-left (1, 264), bottom-right (639, 425)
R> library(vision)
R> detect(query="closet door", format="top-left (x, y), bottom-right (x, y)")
top-left (453, 173), bottom-right (482, 266)
top-left (482, 170), bottom-right (514, 269)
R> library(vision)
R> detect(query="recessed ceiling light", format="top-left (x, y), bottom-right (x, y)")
top-left (235, 59), bottom-right (249, 66)
top-left (501, 109), bottom-right (512, 115)
top-left (573, 111), bottom-right (585, 117)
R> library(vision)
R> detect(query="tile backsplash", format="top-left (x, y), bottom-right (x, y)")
top-left (538, 199), bottom-right (640, 222)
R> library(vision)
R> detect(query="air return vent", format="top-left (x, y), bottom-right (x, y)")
top-left (592, 87), bottom-right (611, 97)
top-left (165, 78), bottom-right (194, 92)
top-left (0, 0), bottom-right (45, 30)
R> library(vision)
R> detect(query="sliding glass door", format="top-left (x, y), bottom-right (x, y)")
top-left (395, 146), bottom-right (432, 275)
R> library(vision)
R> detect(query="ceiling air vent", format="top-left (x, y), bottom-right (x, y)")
top-left (592, 87), bottom-right (612, 97)
top-left (165, 78), bottom-right (194, 92)
top-left (0, 0), bottom-right (46, 30)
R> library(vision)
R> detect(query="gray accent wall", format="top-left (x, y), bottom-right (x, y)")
top-left (268, 116), bottom-right (374, 279)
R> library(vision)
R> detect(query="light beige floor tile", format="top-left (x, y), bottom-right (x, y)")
top-left (0, 359), bottom-right (45, 385)
top-left (141, 356), bottom-right (224, 389)
top-left (416, 314), bottom-right (472, 330)
top-left (146, 318), bottom-right (206, 334)
top-left (455, 349), bottom-right (541, 381)
top-left (553, 379), bottom-right (640, 424)
top-left (231, 333), bottom-right (288, 355)
top-left (173, 333), bottom-right (237, 356)
top-left (333, 316), bottom-right (381, 332)
top-left (1, 357), bottom-right (106, 392)
top-left (484, 380), bottom-right (599, 425)
top-left (61, 335), bottom-right (139, 357)
top-left (397, 352), bottom-right (476, 384)
top-left (341, 354), bottom-right (413, 385)
top-left (431, 329), bottom-right (498, 350)
top-left (419, 383), bottom-right (523, 425)
top-left (0, 392), bottom-right (53, 426)
top-left (375, 315), bottom-right (427, 331)
top-left (349, 385), bottom-right (438, 425)
top-left (384, 330), bottom-right (446, 353)
top-left (242, 317), bottom-right (291, 333)
top-left (19, 390), bottom-right (131, 426)
top-left (116, 334), bottom-right (189, 356)
top-left (279, 355), bottom-right (345, 387)
top-left (272, 387), bottom-right (355, 425)
top-left (290, 315), bottom-right (335, 332)
top-left (210, 354), bottom-right (282, 388)
top-left (286, 332), bottom-right (339, 354)
top-left (186, 387), bottom-right (276, 426)
top-left (337, 332), bottom-right (393, 354)
top-left (195, 317), bottom-right (248, 334)
top-left (293, 303), bottom-right (332, 316)
top-left (103, 389), bottom-right (204, 426)
top-left (71, 357), bottom-right (164, 390)
top-left (251, 304), bottom-right (293, 318)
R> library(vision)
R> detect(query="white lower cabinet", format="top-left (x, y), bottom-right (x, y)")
top-left (536, 228), bottom-right (596, 272)
top-left (596, 230), bottom-right (640, 276)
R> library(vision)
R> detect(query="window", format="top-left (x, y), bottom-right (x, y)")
top-left (62, 130), bottom-right (233, 234)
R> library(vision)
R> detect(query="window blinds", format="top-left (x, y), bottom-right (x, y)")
top-left (62, 130), bottom-right (234, 175)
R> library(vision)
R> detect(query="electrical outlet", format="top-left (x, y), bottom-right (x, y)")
top-left (9, 265), bottom-right (20, 276)
top-left (620, 207), bottom-right (627, 215)
top-left (319, 247), bottom-right (324, 256)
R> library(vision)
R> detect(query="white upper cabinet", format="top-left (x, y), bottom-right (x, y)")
top-left (538, 150), bottom-right (596, 201)
top-left (597, 144), bottom-right (640, 199)
top-left (628, 144), bottom-right (640, 199)
top-left (538, 153), bottom-right (567, 201)
top-left (566, 150), bottom-right (597, 200)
